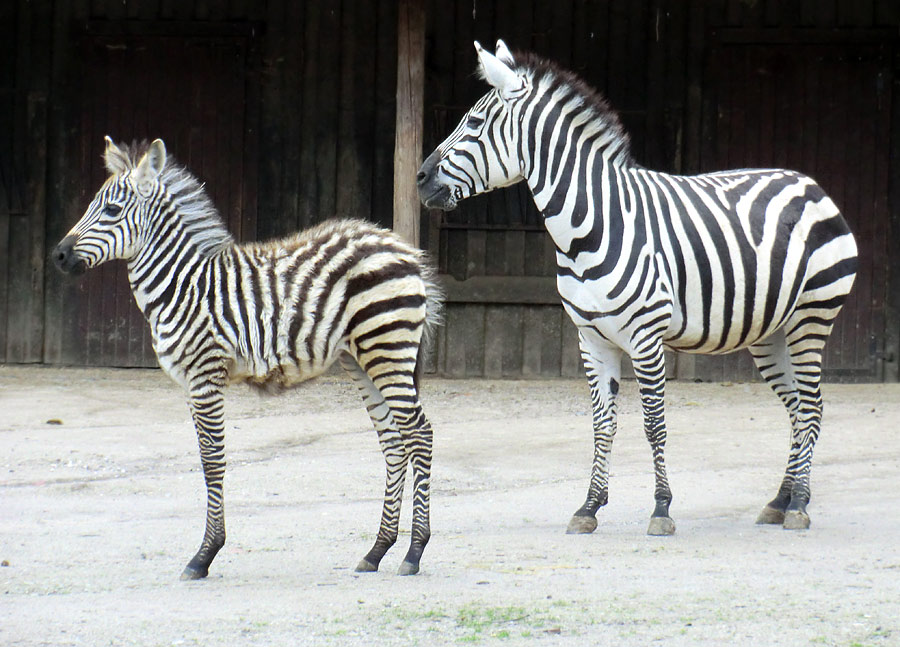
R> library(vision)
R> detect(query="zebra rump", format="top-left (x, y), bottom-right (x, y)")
top-left (53, 137), bottom-right (442, 579)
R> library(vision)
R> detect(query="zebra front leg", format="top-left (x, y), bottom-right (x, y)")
top-left (633, 345), bottom-right (675, 536)
top-left (567, 335), bottom-right (622, 534)
top-left (181, 383), bottom-right (227, 580)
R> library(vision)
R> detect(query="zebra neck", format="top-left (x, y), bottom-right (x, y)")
top-left (527, 153), bottom-right (636, 258)
top-left (126, 215), bottom-right (213, 328)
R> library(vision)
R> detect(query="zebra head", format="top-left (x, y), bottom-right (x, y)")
top-left (53, 136), bottom-right (166, 275)
top-left (417, 39), bottom-right (529, 211)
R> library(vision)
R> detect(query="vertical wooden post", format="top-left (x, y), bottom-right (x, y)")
top-left (393, 0), bottom-right (425, 247)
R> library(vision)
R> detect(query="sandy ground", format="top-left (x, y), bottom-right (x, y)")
top-left (1, 365), bottom-right (898, 647)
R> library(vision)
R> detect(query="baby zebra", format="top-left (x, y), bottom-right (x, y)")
top-left (53, 137), bottom-right (442, 579)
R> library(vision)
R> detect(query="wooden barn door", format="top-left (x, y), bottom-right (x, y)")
top-left (701, 35), bottom-right (891, 382)
top-left (58, 31), bottom-right (256, 367)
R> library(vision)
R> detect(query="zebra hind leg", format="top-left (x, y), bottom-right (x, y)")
top-left (341, 352), bottom-right (433, 575)
top-left (567, 336), bottom-right (622, 534)
top-left (749, 322), bottom-right (827, 530)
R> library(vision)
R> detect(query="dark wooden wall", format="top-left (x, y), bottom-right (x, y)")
top-left (1, 0), bottom-right (399, 367)
top-left (2, 0), bottom-right (899, 383)
top-left (422, 0), bottom-right (900, 382)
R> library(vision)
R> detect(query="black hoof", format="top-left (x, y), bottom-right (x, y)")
top-left (566, 515), bottom-right (598, 534)
top-left (180, 565), bottom-right (208, 581)
top-left (647, 516), bottom-right (676, 536)
top-left (783, 510), bottom-right (810, 530)
top-left (398, 561), bottom-right (419, 576)
top-left (756, 505), bottom-right (786, 525)
top-left (355, 558), bottom-right (379, 573)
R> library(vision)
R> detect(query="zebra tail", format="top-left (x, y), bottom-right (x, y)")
top-left (415, 254), bottom-right (444, 389)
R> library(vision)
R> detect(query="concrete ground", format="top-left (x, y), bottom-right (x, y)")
top-left (1, 365), bottom-right (898, 646)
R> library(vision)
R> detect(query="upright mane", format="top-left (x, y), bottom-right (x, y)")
top-left (116, 140), bottom-right (234, 257)
top-left (510, 51), bottom-right (633, 165)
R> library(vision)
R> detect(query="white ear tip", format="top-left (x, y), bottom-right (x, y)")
top-left (104, 135), bottom-right (114, 146)
top-left (496, 39), bottom-right (506, 50)
top-left (474, 40), bottom-right (483, 52)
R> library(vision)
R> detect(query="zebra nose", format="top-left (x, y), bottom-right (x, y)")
top-left (52, 235), bottom-right (86, 275)
top-left (416, 170), bottom-right (428, 185)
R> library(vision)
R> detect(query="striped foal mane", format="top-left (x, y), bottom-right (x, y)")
top-left (117, 140), bottom-right (234, 257)
top-left (510, 51), bottom-right (633, 165)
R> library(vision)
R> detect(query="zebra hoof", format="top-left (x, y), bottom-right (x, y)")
top-left (566, 515), bottom-right (598, 534)
top-left (756, 505), bottom-right (786, 525)
top-left (782, 510), bottom-right (810, 530)
top-left (355, 558), bottom-right (379, 573)
top-left (647, 516), bottom-right (676, 536)
top-left (179, 565), bottom-right (208, 581)
top-left (397, 561), bottom-right (419, 576)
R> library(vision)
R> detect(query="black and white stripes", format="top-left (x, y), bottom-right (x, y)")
top-left (418, 40), bottom-right (857, 534)
top-left (54, 137), bottom-right (442, 578)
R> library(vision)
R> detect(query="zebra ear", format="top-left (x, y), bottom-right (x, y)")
top-left (133, 139), bottom-right (167, 193)
top-left (494, 39), bottom-right (514, 67)
top-left (103, 136), bottom-right (131, 176)
top-left (475, 40), bottom-right (524, 100)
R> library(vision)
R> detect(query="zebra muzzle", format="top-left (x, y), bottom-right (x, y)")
top-left (52, 236), bottom-right (88, 276)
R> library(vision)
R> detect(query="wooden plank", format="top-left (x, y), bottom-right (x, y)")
top-left (438, 274), bottom-right (559, 305)
top-left (466, 229), bottom-right (486, 277)
top-left (393, 0), bottom-right (425, 246)
top-left (484, 230), bottom-right (505, 275)
top-left (522, 306), bottom-right (543, 377)
top-left (336, 2), bottom-right (359, 221)
top-left (522, 304), bottom-right (564, 378)
top-left (372, 0), bottom-right (397, 230)
top-left (316, 4), bottom-right (340, 221)
top-left (350, 0), bottom-right (376, 223)
top-left (256, 1), bottom-right (286, 240)
top-left (684, 0), bottom-right (705, 173)
top-left (443, 303), bottom-right (485, 377)
top-left (483, 305), bottom-right (523, 377)
top-left (504, 229), bottom-right (525, 276)
top-left (445, 228), bottom-right (467, 279)
top-left (539, 305), bottom-right (563, 376)
top-left (241, 34), bottom-right (260, 242)
top-left (885, 36), bottom-right (900, 380)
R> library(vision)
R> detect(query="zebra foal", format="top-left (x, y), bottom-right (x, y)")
top-left (53, 137), bottom-right (442, 579)
top-left (418, 41), bottom-right (857, 535)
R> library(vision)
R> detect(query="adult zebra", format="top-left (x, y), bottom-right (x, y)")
top-left (53, 137), bottom-right (442, 579)
top-left (418, 41), bottom-right (857, 535)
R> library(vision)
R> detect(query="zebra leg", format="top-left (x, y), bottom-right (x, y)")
top-left (567, 336), bottom-right (622, 534)
top-left (750, 323), bottom-right (827, 530)
top-left (749, 331), bottom-right (798, 525)
top-left (633, 344), bottom-right (676, 536)
top-left (392, 404), bottom-right (433, 576)
top-left (340, 354), bottom-right (408, 573)
top-left (181, 380), bottom-right (227, 580)
top-left (342, 353), bottom-right (432, 575)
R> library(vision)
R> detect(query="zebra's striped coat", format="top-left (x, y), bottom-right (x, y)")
top-left (418, 40), bottom-right (857, 534)
top-left (54, 138), bottom-right (442, 578)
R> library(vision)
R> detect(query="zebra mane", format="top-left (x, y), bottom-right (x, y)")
top-left (116, 140), bottom-right (235, 257)
top-left (510, 51), bottom-right (633, 164)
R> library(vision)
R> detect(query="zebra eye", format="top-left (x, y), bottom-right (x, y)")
top-left (104, 204), bottom-right (123, 217)
top-left (466, 115), bottom-right (484, 129)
